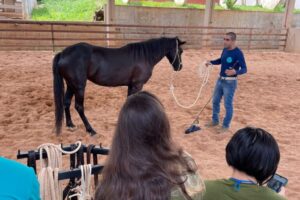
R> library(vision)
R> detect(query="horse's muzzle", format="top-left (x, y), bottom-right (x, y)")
top-left (177, 64), bottom-right (183, 71)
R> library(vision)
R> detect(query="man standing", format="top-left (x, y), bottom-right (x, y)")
top-left (206, 32), bottom-right (247, 132)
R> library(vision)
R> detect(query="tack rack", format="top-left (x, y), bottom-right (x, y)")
top-left (58, 164), bottom-right (104, 180)
top-left (17, 144), bottom-right (109, 161)
top-left (17, 143), bottom-right (110, 187)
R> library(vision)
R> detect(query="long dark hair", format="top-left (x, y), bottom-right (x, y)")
top-left (95, 91), bottom-right (196, 200)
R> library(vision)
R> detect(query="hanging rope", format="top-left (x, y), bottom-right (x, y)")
top-left (68, 164), bottom-right (93, 200)
top-left (38, 141), bottom-right (82, 200)
top-left (170, 62), bottom-right (212, 109)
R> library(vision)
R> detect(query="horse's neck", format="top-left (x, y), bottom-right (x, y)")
top-left (149, 39), bottom-right (172, 67)
top-left (150, 52), bottom-right (166, 67)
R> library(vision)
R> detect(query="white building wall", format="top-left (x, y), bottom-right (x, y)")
top-left (220, 0), bottom-right (300, 8)
top-left (296, 0), bottom-right (300, 9)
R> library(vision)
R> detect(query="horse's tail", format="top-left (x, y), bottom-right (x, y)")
top-left (52, 52), bottom-right (64, 135)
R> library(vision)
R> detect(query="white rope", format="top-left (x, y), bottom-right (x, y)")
top-left (170, 62), bottom-right (212, 109)
top-left (37, 141), bottom-right (82, 200)
top-left (68, 164), bottom-right (93, 200)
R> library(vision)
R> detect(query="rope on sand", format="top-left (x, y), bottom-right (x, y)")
top-left (170, 62), bottom-right (212, 109)
top-left (37, 141), bottom-right (82, 200)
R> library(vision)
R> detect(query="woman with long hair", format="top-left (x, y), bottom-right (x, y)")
top-left (95, 91), bottom-right (205, 200)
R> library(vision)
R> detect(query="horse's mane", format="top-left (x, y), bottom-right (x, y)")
top-left (126, 37), bottom-right (174, 65)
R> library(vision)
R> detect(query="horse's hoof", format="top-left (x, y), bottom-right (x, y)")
top-left (87, 130), bottom-right (97, 136)
top-left (67, 125), bottom-right (77, 132)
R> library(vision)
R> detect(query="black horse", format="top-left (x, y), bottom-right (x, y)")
top-left (53, 37), bottom-right (186, 136)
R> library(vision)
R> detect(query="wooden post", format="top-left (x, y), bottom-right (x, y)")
top-left (105, 0), bottom-right (115, 47)
top-left (106, 0), bottom-right (114, 24)
top-left (284, 28), bottom-right (289, 50)
top-left (204, 0), bottom-right (213, 26)
top-left (203, 0), bottom-right (214, 49)
top-left (51, 24), bottom-right (55, 52)
top-left (283, 0), bottom-right (296, 28)
top-left (247, 28), bottom-right (253, 51)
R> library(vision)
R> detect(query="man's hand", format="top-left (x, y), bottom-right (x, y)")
top-left (225, 69), bottom-right (237, 76)
top-left (205, 61), bottom-right (212, 67)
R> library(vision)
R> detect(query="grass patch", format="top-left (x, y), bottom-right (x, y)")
top-left (115, 0), bottom-right (205, 9)
top-left (32, 0), bottom-right (105, 21)
top-left (215, 4), bottom-right (285, 12)
top-left (116, 0), bottom-right (287, 13)
top-left (32, 0), bottom-right (297, 21)
top-left (231, 5), bottom-right (282, 12)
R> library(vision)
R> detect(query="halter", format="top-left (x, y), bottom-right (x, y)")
top-left (171, 39), bottom-right (182, 70)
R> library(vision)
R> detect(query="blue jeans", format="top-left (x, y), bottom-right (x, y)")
top-left (212, 79), bottom-right (237, 128)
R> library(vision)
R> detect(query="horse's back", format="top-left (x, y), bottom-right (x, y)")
top-left (56, 43), bottom-right (94, 82)
top-left (59, 43), bottom-right (94, 66)
top-left (61, 43), bottom-right (93, 59)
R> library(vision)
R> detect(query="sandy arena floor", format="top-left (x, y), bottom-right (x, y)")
top-left (0, 50), bottom-right (299, 199)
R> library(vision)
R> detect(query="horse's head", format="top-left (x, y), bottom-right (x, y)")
top-left (166, 37), bottom-right (186, 71)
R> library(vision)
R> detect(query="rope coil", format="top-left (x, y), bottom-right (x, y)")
top-left (69, 164), bottom-right (93, 200)
top-left (170, 62), bottom-right (212, 109)
top-left (37, 141), bottom-right (82, 200)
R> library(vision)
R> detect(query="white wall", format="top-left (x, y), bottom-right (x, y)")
top-left (114, 5), bottom-right (288, 28)
top-left (296, 0), bottom-right (300, 9)
top-left (220, 0), bottom-right (260, 6)
top-left (220, 0), bottom-right (300, 9)
top-left (237, 0), bottom-right (256, 6)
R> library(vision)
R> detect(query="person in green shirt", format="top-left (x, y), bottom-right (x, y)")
top-left (203, 127), bottom-right (287, 200)
top-left (94, 91), bottom-right (205, 200)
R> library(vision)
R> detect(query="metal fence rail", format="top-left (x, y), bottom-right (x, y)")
top-left (0, 19), bottom-right (288, 51)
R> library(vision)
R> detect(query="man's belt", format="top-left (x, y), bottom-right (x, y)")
top-left (219, 76), bottom-right (237, 80)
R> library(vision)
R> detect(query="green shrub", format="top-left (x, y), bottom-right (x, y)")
top-left (224, 0), bottom-right (237, 10)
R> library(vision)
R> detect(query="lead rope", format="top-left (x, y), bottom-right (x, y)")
top-left (69, 164), bottom-right (93, 200)
top-left (38, 141), bottom-right (82, 200)
top-left (170, 61), bottom-right (212, 109)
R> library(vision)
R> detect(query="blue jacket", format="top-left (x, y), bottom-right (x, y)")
top-left (211, 47), bottom-right (247, 77)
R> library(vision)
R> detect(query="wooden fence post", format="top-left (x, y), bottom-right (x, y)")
top-left (247, 28), bottom-right (253, 51)
top-left (51, 24), bottom-right (55, 52)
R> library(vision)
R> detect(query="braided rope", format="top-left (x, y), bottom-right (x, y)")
top-left (37, 141), bottom-right (82, 200)
top-left (69, 164), bottom-right (93, 200)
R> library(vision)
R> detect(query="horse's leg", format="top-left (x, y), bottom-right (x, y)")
top-left (74, 87), bottom-right (97, 136)
top-left (65, 85), bottom-right (76, 129)
top-left (128, 83), bottom-right (143, 96)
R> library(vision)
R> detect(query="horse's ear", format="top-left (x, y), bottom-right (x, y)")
top-left (179, 41), bottom-right (186, 45)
